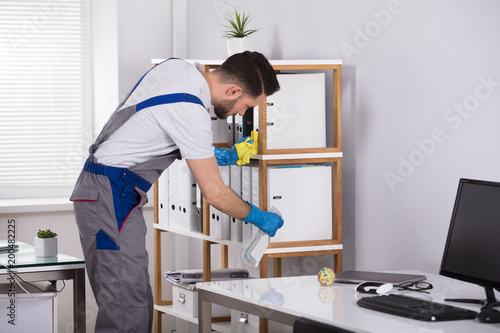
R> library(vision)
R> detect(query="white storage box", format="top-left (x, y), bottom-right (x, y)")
top-left (0, 282), bottom-right (57, 333)
top-left (172, 284), bottom-right (230, 318)
top-left (230, 278), bottom-right (261, 333)
top-left (265, 73), bottom-right (326, 150)
top-left (231, 309), bottom-right (260, 333)
top-left (268, 165), bottom-right (333, 243)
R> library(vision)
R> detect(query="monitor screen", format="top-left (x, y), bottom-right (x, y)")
top-left (440, 178), bottom-right (500, 289)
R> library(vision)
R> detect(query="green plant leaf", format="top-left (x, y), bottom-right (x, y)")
top-left (37, 229), bottom-right (58, 238)
top-left (222, 10), bottom-right (260, 38)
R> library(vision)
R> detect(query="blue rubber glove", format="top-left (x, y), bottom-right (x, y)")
top-left (213, 133), bottom-right (257, 166)
top-left (242, 202), bottom-right (284, 237)
top-left (213, 145), bottom-right (238, 166)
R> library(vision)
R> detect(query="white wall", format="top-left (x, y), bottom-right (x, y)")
top-left (0, 1), bottom-right (174, 332)
top-left (184, 0), bottom-right (500, 274)
top-left (117, 0), bottom-right (173, 99)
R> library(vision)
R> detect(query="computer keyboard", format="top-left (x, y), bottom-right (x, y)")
top-left (357, 294), bottom-right (478, 321)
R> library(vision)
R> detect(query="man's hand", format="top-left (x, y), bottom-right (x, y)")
top-left (242, 202), bottom-right (284, 237)
top-left (234, 131), bottom-right (258, 165)
top-left (213, 130), bottom-right (259, 166)
top-left (213, 145), bottom-right (238, 166)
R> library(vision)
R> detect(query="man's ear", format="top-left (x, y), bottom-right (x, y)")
top-left (225, 85), bottom-right (243, 100)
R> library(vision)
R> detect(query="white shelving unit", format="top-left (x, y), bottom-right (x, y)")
top-left (153, 304), bottom-right (231, 333)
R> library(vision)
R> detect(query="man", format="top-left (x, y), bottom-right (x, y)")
top-left (70, 51), bottom-right (284, 332)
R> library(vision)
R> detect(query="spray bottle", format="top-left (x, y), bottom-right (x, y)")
top-left (241, 207), bottom-right (281, 267)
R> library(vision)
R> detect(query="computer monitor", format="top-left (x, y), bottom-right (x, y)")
top-left (440, 178), bottom-right (500, 309)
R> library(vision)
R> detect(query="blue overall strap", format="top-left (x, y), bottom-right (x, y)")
top-left (90, 92), bottom-right (205, 153)
top-left (136, 93), bottom-right (205, 112)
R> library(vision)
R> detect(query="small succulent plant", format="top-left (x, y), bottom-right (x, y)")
top-left (222, 10), bottom-right (260, 38)
top-left (37, 229), bottom-right (58, 238)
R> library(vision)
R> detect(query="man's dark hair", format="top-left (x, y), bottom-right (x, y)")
top-left (217, 51), bottom-right (280, 98)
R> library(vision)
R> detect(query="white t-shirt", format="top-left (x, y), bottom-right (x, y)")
top-left (94, 59), bottom-right (214, 168)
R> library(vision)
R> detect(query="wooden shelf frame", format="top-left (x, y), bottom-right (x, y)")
top-left (258, 157), bottom-right (342, 248)
top-left (197, 61), bottom-right (343, 155)
top-left (258, 63), bottom-right (342, 155)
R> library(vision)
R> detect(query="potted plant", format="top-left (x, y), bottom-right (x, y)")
top-left (222, 10), bottom-right (260, 56)
top-left (34, 229), bottom-right (58, 257)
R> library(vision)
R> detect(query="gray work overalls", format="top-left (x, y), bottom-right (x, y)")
top-left (70, 59), bottom-right (205, 332)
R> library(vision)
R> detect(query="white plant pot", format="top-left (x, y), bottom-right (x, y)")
top-left (34, 236), bottom-right (58, 257)
top-left (227, 37), bottom-right (254, 56)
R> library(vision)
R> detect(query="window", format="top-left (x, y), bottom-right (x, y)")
top-left (0, 0), bottom-right (92, 199)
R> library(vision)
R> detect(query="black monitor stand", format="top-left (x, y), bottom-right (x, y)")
top-left (445, 287), bottom-right (500, 310)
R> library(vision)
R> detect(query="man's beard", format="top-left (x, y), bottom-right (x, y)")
top-left (213, 98), bottom-right (238, 119)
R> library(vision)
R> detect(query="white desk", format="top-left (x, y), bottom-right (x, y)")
top-left (0, 241), bottom-right (86, 333)
top-left (197, 271), bottom-right (500, 332)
